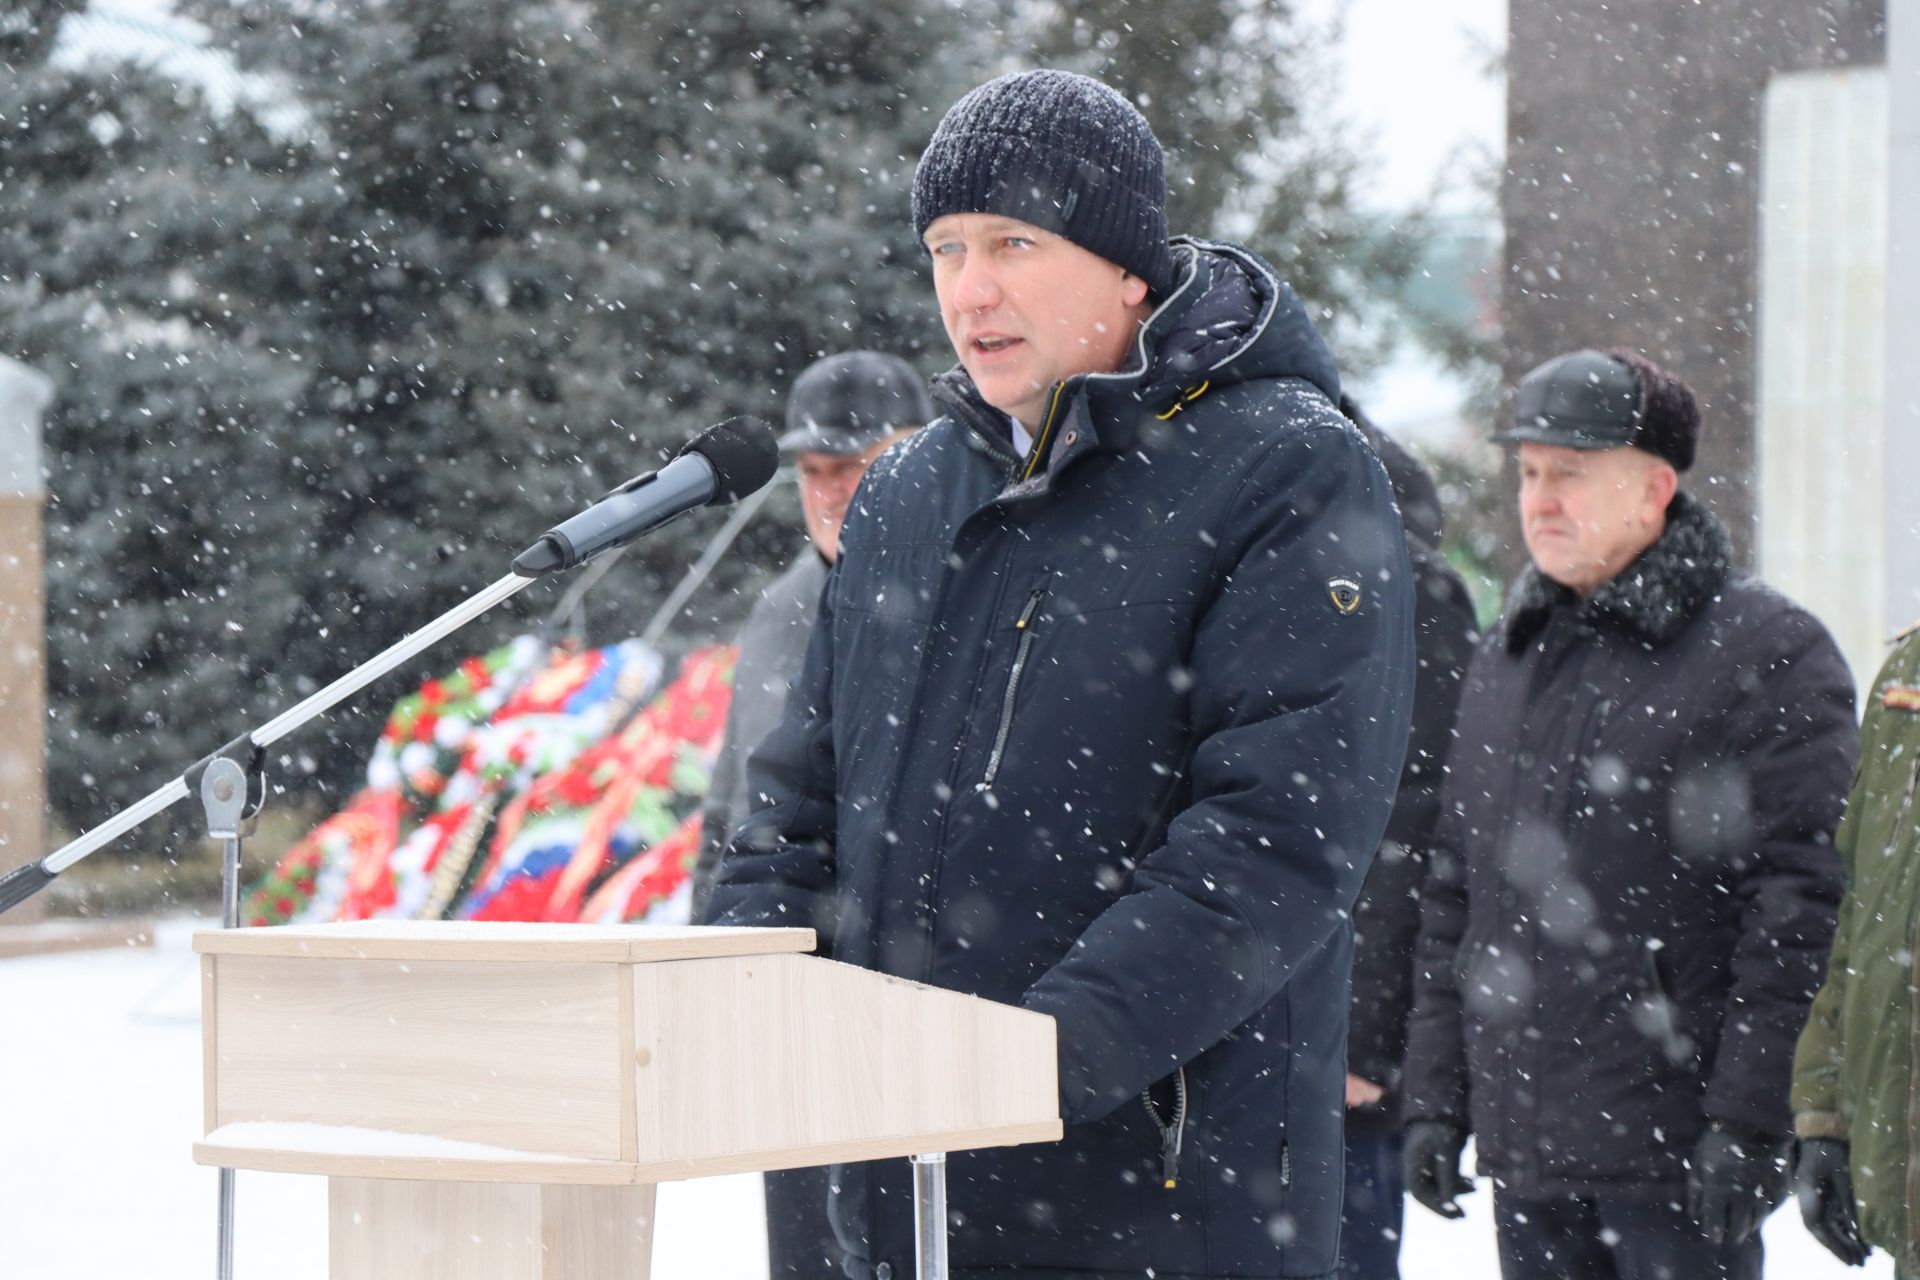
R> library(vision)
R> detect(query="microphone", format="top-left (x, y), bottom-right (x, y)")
top-left (512, 416), bottom-right (779, 576)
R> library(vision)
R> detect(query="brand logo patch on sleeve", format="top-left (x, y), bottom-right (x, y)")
top-left (1327, 576), bottom-right (1362, 616)
top-left (1883, 684), bottom-right (1920, 713)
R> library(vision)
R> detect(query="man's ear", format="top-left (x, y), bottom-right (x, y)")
top-left (1645, 460), bottom-right (1679, 519)
top-left (1120, 271), bottom-right (1150, 307)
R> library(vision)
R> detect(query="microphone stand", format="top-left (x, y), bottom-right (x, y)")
top-left (0, 569), bottom-right (537, 1280)
top-left (0, 571), bottom-right (538, 917)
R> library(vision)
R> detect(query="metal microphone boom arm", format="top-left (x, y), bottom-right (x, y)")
top-left (0, 571), bottom-right (537, 915)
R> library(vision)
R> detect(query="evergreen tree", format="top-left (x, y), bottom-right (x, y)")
top-left (192, 0), bottom-right (974, 618)
top-left (1012, 0), bottom-right (1429, 372)
top-left (5, 0), bottom-right (975, 835)
top-left (1, 1), bottom-right (323, 845)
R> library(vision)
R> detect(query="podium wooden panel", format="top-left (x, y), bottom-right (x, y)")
top-left (193, 922), bottom-right (1060, 1277)
top-left (329, 1180), bottom-right (657, 1280)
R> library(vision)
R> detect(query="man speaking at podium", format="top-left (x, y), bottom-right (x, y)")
top-left (710, 69), bottom-right (1415, 1279)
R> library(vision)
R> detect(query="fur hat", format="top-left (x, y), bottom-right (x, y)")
top-left (1500, 347), bottom-right (1701, 471)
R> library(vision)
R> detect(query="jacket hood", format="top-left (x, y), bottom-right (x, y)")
top-left (1502, 489), bottom-right (1734, 652)
top-left (931, 237), bottom-right (1340, 444)
top-left (1131, 236), bottom-right (1341, 409)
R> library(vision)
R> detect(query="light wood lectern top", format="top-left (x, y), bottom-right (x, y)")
top-left (193, 921), bottom-right (1061, 1278)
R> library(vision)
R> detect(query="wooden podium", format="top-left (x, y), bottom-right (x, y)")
top-left (192, 922), bottom-right (1061, 1278)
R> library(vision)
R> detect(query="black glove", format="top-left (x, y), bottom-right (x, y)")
top-left (1686, 1124), bottom-right (1790, 1245)
top-left (1793, 1138), bottom-right (1870, 1266)
top-left (1404, 1120), bottom-right (1473, 1220)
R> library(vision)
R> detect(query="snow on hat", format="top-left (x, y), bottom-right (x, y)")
top-left (911, 69), bottom-right (1176, 298)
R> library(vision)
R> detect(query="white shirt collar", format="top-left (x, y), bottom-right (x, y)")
top-left (1007, 413), bottom-right (1033, 459)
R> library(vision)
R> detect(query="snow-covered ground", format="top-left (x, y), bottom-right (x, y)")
top-left (0, 920), bottom-right (1893, 1279)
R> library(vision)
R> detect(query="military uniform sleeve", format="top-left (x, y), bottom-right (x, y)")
top-left (1020, 420), bottom-right (1417, 1124)
top-left (1790, 648), bottom-right (1903, 1139)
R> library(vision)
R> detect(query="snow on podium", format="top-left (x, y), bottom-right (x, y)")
top-left (191, 919), bottom-right (1062, 1279)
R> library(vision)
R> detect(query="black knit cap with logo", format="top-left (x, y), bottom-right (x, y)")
top-left (911, 69), bottom-right (1178, 299)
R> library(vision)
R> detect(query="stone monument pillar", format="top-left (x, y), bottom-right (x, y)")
top-left (0, 356), bottom-right (52, 926)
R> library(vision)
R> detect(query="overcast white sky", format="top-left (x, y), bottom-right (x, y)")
top-left (1310, 0), bottom-right (1508, 214)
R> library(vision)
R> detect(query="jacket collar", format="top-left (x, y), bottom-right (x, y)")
top-left (1501, 490), bottom-right (1734, 653)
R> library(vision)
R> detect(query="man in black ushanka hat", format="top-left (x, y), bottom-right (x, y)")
top-left (1402, 348), bottom-right (1856, 1280)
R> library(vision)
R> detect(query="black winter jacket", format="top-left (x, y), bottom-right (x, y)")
top-left (1340, 403), bottom-right (1479, 1132)
top-left (1402, 493), bottom-right (1855, 1199)
top-left (711, 239), bottom-right (1416, 1279)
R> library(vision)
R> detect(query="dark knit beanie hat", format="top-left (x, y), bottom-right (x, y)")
top-left (911, 69), bottom-right (1177, 298)
top-left (1499, 347), bottom-right (1702, 472)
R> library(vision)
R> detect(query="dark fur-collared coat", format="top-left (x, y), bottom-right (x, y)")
top-left (1403, 492), bottom-right (1856, 1198)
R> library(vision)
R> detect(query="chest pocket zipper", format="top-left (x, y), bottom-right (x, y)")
top-left (978, 584), bottom-right (1048, 791)
top-left (1142, 1065), bottom-right (1189, 1189)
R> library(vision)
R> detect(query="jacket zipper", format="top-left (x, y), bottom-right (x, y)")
top-left (977, 585), bottom-right (1047, 791)
top-left (1141, 1065), bottom-right (1189, 1188)
top-left (1019, 383), bottom-right (1072, 483)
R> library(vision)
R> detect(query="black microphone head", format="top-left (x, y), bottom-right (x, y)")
top-left (679, 415), bottom-right (779, 504)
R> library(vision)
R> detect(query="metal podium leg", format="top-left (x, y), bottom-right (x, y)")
top-left (217, 1164), bottom-right (237, 1280)
top-left (910, 1152), bottom-right (947, 1280)
top-left (216, 824), bottom-right (244, 1280)
top-left (205, 759), bottom-right (259, 1280)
